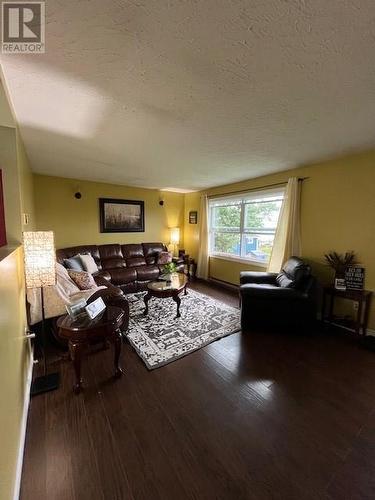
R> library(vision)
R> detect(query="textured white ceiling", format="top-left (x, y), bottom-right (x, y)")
top-left (1, 0), bottom-right (375, 190)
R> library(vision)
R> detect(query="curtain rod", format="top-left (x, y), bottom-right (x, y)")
top-left (208, 177), bottom-right (309, 199)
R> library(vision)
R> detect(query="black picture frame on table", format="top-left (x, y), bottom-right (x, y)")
top-left (99, 198), bottom-right (145, 233)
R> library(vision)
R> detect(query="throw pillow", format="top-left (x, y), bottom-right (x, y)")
top-left (156, 251), bottom-right (173, 265)
top-left (79, 253), bottom-right (99, 274)
top-left (64, 254), bottom-right (84, 271)
top-left (67, 270), bottom-right (97, 290)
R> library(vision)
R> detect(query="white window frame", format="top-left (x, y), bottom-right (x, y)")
top-left (208, 187), bottom-right (285, 266)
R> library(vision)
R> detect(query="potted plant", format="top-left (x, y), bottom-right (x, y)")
top-left (324, 251), bottom-right (358, 289)
top-left (161, 262), bottom-right (177, 283)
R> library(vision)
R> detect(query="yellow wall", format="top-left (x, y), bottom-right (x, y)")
top-left (34, 174), bottom-right (185, 250)
top-left (0, 247), bottom-right (31, 499)
top-left (0, 76), bottom-right (34, 500)
top-left (184, 151), bottom-right (375, 328)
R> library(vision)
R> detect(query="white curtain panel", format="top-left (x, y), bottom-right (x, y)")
top-left (196, 194), bottom-right (209, 279)
top-left (268, 177), bottom-right (302, 273)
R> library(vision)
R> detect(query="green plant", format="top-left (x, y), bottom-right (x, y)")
top-left (324, 251), bottom-right (358, 277)
top-left (163, 262), bottom-right (177, 274)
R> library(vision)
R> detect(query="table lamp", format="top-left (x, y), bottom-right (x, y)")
top-left (23, 231), bottom-right (60, 395)
top-left (170, 227), bottom-right (180, 256)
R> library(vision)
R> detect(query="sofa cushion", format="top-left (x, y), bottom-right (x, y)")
top-left (80, 254), bottom-right (99, 274)
top-left (127, 257), bottom-right (147, 268)
top-left (142, 243), bottom-right (166, 264)
top-left (99, 244), bottom-right (123, 260)
top-left (109, 268), bottom-right (137, 286)
top-left (136, 265), bottom-right (160, 282)
top-left (277, 257), bottom-right (311, 289)
top-left (68, 270), bottom-right (97, 290)
top-left (101, 257), bottom-right (126, 270)
top-left (156, 251), bottom-right (172, 265)
top-left (122, 244), bottom-right (144, 259)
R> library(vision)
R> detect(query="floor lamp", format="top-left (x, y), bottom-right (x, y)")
top-left (23, 231), bottom-right (60, 396)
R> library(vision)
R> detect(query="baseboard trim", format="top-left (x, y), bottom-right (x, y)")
top-left (13, 347), bottom-right (33, 500)
top-left (207, 277), bottom-right (239, 292)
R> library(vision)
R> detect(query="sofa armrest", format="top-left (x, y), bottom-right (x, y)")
top-left (87, 285), bottom-right (124, 304)
top-left (240, 271), bottom-right (278, 285)
top-left (240, 283), bottom-right (307, 300)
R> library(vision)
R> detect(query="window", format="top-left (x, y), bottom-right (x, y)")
top-left (209, 188), bottom-right (284, 264)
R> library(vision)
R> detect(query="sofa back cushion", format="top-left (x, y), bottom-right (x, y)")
top-left (56, 245), bottom-right (102, 270)
top-left (142, 242), bottom-right (166, 265)
top-left (99, 244), bottom-right (126, 270)
top-left (121, 244), bottom-right (146, 267)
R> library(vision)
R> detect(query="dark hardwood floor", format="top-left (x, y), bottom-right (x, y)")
top-left (21, 281), bottom-right (375, 500)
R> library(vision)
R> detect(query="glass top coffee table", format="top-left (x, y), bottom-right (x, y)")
top-left (144, 273), bottom-right (188, 318)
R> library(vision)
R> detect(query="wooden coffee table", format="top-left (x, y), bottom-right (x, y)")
top-left (57, 306), bottom-right (125, 393)
top-left (144, 274), bottom-right (188, 318)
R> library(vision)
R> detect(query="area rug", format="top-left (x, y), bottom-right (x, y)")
top-left (126, 289), bottom-right (241, 369)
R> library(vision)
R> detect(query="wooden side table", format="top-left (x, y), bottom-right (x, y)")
top-left (322, 287), bottom-right (373, 336)
top-left (57, 306), bottom-right (125, 393)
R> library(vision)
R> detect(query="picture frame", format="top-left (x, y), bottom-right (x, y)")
top-left (189, 210), bottom-right (197, 224)
top-left (66, 298), bottom-right (87, 318)
top-left (0, 170), bottom-right (7, 247)
top-left (85, 297), bottom-right (106, 319)
top-left (99, 198), bottom-right (145, 233)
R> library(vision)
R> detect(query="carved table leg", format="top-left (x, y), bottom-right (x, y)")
top-left (173, 294), bottom-right (181, 318)
top-left (69, 340), bottom-right (86, 394)
top-left (113, 329), bottom-right (123, 378)
top-left (184, 285), bottom-right (188, 296)
top-left (143, 291), bottom-right (152, 316)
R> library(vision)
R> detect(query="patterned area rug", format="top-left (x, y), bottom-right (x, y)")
top-left (126, 289), bottom-right (241, 369)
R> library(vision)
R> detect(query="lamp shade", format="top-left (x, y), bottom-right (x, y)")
top-left (23, 231), bottom-right (56, 288)
top-left (170, 227), bottom-right (180, 245)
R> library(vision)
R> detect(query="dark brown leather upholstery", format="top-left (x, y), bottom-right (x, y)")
top-left (109, 268), bottom-right (137, 286)
top-left (240, 256), bottom-right (317, 330)
top-left (56, 242), bottom-right (184, 293)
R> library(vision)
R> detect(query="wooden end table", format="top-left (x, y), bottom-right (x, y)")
top-left (144, 274), bottom-right (188, 318)
top-left (322, 287), bottom-right (373, 336)
top-left (57, 306), bottom-right (125, 393)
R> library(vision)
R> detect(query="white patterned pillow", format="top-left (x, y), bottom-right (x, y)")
top-left (79, 253), bottom-right (99, 274)
top-left (67, 270), bottom-right (97, 290)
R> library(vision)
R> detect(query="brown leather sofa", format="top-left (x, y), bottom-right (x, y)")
top-left (56, 242), bottom-right (184, 294)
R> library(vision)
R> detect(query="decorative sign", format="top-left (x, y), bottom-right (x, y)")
top-left (189, 211), bottom-right (197, 224)
top-left (345, 267), bottom-right (365, 290)
top-left (85, 297), bottom-right (106, 319)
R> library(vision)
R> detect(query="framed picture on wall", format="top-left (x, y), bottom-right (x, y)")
top-left (189, 210), bottom-right (198, 224)
top-left (99, 198), bottom-right (145, 233)
top-left (0, 170), bottom-right (7, 247)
